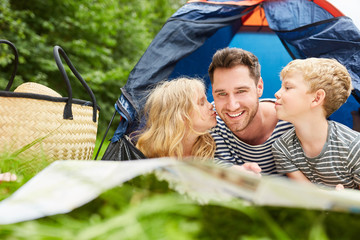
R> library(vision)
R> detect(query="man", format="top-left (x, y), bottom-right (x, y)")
top-left (209, 47), bottom-right (293, 175)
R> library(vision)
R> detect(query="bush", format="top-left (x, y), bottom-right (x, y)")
top-left (0, 0), bottom-right (186, 141)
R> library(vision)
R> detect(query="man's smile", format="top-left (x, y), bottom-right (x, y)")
top-left (227, 111), bottom-right (244, 118)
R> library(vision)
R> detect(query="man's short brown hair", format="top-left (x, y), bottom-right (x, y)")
top-left (208, 47), bottom-right (261, 84)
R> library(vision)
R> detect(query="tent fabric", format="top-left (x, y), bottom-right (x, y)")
top-left (110, 0), bottom-right (360, 143)
top-left (171, 1), bottom-right (255, 20)
top-left (241, 5), bottom-right (268, 26)
top-left (264, 0), bottom-right (360, 89)
top-left (273, 17), bottom-right (360, 90)
top-left (264, 0), bottom-right (336, 30)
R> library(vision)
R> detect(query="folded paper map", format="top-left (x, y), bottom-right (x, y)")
top-left (0, 159), bottom-right (360, 225)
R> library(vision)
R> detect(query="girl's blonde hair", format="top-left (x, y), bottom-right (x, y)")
top-left (136, 77), bottom-right (216, 159)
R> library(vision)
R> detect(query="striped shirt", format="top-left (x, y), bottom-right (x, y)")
top-left (272, 120), bottom-right (360, 189)
top-left (210, 102), bottom-right (293, 175)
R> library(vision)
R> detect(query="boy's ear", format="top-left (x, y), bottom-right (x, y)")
top-left (311, 89), bottom-right (326, 107)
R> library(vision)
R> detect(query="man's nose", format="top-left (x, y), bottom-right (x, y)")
top-left (227, 94), bottom-right (240, 111)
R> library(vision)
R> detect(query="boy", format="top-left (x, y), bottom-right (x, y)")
top-left (272, 58), bottom-right (360, 190)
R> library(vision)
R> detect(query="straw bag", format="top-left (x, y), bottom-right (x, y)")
top-left (0, 40), bottom-right (100, 160)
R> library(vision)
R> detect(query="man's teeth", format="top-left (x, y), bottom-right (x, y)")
top-left (228, 112), bottom-right (243, 117)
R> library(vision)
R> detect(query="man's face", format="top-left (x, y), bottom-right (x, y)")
top-left (212, 65), bottom-right (263, 134)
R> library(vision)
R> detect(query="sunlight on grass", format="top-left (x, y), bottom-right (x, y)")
top-left (0, 149), bottom-right (50, 201)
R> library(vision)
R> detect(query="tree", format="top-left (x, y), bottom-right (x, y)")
top-left (0, 0), bottom-right (186, 138)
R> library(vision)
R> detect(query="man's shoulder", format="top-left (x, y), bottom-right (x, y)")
top-left (273, 126), bottom-right (296, 145)
top-left (260, 98), bottom-right (278, 124)
top-left (259, 98), bottom-right (276, 109)
top-left (211, 116), bottom-right (232, 136)
top-left (274, 120), bottom-right (293, 131)
top-left (259, 98), bottom-right (276, 103)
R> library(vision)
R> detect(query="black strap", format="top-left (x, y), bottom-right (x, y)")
top-left (53, 46), bottom-right (98, 122)
top-left (94, 110), bottom-right (117, 160)
top-left (0, 39), bottom-right (19, 91)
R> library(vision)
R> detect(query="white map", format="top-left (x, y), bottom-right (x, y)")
top-left (1, 159), bottom-right (360, 225)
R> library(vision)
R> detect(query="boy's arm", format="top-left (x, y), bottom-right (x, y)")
top-left (286, 171), bottom-right (311, 183)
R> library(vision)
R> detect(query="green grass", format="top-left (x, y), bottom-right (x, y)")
top-left (1, 147), bottom-right (360, 239)
top-left (0, 150), bottom-right (50, 201)
top-left (92, 135), bottom-right (110, 160)
top-left (0, 135), bottom-right (108, 200)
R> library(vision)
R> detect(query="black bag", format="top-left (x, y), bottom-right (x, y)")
top-left (101, 136), bottom-right (146, 161)
top-left (95, 110), bottom-right (146, 161)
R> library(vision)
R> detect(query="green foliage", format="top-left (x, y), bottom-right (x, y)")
top-left (0, 0), bottom-right (186, 142)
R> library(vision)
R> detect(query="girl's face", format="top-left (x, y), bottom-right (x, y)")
top-left (190, 89), bottom-right (217, 133)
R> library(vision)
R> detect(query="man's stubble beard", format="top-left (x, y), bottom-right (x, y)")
top-left (225, 102), bottom-right (259, 134)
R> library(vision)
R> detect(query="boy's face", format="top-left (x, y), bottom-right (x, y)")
top-left (274, 71), bottom-right (315, 123)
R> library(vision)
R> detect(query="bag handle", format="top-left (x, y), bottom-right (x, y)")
top-left (53, 46), bottom-right (98, 123)
top-left (0, 39), bottom-right (19, 91)
top-left (94, 110), bottom-right (117, 160)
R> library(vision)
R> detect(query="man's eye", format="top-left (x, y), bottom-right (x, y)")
top-left (218, 92), bottom-right (227, 96)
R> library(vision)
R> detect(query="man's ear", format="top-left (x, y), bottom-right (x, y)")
top-left (257, 77), bottom-right (264, 97)
top-left (311, 89), bottom-right (326, 107)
